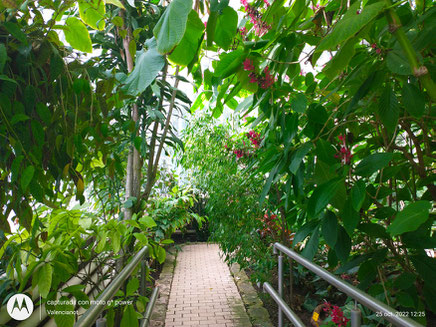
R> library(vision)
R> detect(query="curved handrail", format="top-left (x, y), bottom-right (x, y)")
top-left (272, 242), bottom-right (423, 327)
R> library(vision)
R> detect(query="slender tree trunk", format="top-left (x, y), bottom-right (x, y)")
top-left (123, 28), bottom-right (141, 221)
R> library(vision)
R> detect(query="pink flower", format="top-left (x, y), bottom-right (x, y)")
top-left (263, 0), bottom-right (270, 6)
top-left (259, 66), bottom-right (274, 89)
top-left (243, 58), bottom-right (255, 71)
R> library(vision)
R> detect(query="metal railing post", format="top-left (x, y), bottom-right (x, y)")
top-left (351, 301), bottom-right (361, 327)
top-left (278, 254), bottom-right (283, 327)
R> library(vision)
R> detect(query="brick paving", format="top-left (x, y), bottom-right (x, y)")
top-left (165, 244), bottom-right (252, 327)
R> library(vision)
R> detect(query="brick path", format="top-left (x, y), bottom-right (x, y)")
top-left (165, 244), bottom-right (252, 327)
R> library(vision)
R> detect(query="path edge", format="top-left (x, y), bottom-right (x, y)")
top-left (149, 249), bottom-right (177, 327)
top-left (229, 263), bottom-right (274, 327)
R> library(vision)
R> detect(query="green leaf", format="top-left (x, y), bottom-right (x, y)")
top-left (139, 216), bottom-right (157, 228)
top-left (31, 121), bottom-right (44, 147)
top-left (214, 7), bottom-right (238, 50)
top-left (64, 17), bottom-right (92, 53)
top-left (105, 0), bottom-right (125, 9)
top-left (351, 180), bottom-right (366, 211)
top-left (124, 41), bottom-right (165, 95)
top-left (4, 22), bottom-right (28, 44)
top-left (317, 1), bottom-right (385, 51)
top-left (95, 231), bottom-right (108, 253)
top-left (121, 304), bottom-right (138, 327)
top-left (156, 246), bottom-right (166, 264)
top-left (321, 211), bottom-right (338, 248)
top-left (386, 50), bottom-right (411, 75)
top-left (293, 220), bottom-right (319, 245)
top-left (289, 143), bottom-right (312, 174)
top-left (301, 226), bottom-right (320, 260)
top-left (53, 296), bottom-right (75, 327)
top-left (358, 223), bottom-right (388, 238)
top-left (410, 255), bottom-right (436, 285)
top-left (316, 139), bottom-right (336, 165)
top-left (402, 83), bottom-right (425, 118)
top-left (206, 11), bottom-right (219, 46)
top-left (133, 233), bottom-right (148, 245)
top-left (78, 0), bottom-right (106, 30)
top-left (341, 198), bottom-right (360, 236)
top-left (354, 153), bottom-right (393, 177)
top-left (334, 226), bottom-right (351, 262)
top-left (126, 277), bottom-right (139, 296)
top-left (323, 37), bottom-right (356, 79)
top-left (387, 201), bottom-right (431, 236)
top-left (36, 103), bottom-right (51, 124)
top-left (153, 0), bottom-right (193, 54)
top-left (259, 164), bottom-right (279, 205)
top-left (111, 231), bottom-right (121, 253)
top-left (214, 50), bottom-right (245, 78)
top-left (11, 113), bottom-right (30, 125)
top-left (378, 86), bottom-right (399, 134)
top-left (307, 178), bottom-right (343, 217)
top-left (168, 10), bottom-right (204, 66)
top-left (38, 263), bottom-right (53, 298)
top-left (0, 44), bottom-right (6, 72)
top-left (291, 93), bottom-right (307, 113)
top-left (21, 165), bottom-right (35, 191)
top-left (63, 285), bottom-right (86, 293)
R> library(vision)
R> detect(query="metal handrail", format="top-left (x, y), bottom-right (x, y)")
top-left (140, 286), bottom-right (159, 327)
top-left (263, 282), bottom-right (305, 327)
top-left (74, 246), bottom-right (149, 327)
top-left (270, 242), bottom-right (423, 327)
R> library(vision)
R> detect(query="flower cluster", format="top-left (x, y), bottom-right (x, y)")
top-left (226, 130), bottom-right (263, 159)
top-left (243, 59), bottom-right (275, 89)
top-left (258, 211), bottom-right (294, 243)
top-left (371, 43), bottom-right (382, 55)
top-left (247, 130), bottom-right (261, 147)
top-left (240, 0), bottom-right (271, 36)
top-left (335, 134), bottom-right (353, 165)
top-left (239, 27), bottom-right (247, 39)
top-left (323, 303), bottom-right (350, 327)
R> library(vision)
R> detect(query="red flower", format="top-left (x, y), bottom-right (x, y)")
top-left (249, 72), bottom-right (258, 83)
top-left (243, 58), bottom-right (255, 71)
top-left (336, 134), bottom-right (353, 165)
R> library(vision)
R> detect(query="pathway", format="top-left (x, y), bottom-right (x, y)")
top-left (165, 243), bottom-right (252, 327)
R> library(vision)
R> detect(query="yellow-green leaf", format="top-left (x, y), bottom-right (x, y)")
top-left (64, 17), bottom-right (92, 53)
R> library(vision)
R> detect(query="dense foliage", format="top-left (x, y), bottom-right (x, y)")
top-left (0, 0), bottom-right (435, 326)
top-left (184, 0), bottom-right (436, 324)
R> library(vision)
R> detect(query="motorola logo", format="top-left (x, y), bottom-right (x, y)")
top-left (7, 294), bottom-right (34, 320)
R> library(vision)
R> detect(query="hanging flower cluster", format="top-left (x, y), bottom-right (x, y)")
top-left (243, 59), bottom-right (275, 89)
top-left (334, 134), bottom-right (353, 165)
top-left (226, 130), bottom-right (263, 159)
top-left (240, 0), bottom-right (271, 36)
top-left (323, 303), bottom-right (350, 327)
